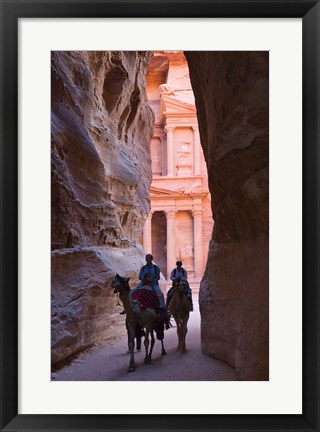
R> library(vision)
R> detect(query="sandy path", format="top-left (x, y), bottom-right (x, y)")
top-left (52, 294), bottom-right (237, 381)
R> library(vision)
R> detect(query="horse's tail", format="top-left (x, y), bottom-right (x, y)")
top-left (156, 329), bottom-right (164, 340)
top-left (154, 318), bottom-right (164, 340)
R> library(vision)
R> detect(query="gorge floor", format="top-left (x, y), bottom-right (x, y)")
top-left (52, 294), bottom-right (236, 382)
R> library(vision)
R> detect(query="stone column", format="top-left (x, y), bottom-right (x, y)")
top-left (160, 135), bottom-right (166, 176)
top-left (143, 211), bottom-right (153, 254)
top-left (165, 210), bottom-right (176, 279)
top-left (165, 126), bottom-right (175, 177)
top-left (192, 209), bottom-right (204, 278)
top-left (193, 125), bottom-right (201, 176)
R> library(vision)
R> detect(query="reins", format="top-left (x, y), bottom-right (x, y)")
top-left (114, 276), bottom-right (131, 307)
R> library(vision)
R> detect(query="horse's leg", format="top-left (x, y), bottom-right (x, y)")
top-left (179, 323), bottom-right (184, 352)
top-left (176, 322), bottom-right (182, 352)
top-left (143, 330), bottom-right (150, 364)
top-left (128, 325), bottom-right (136, 372)
top-left (148, 330), bottom-right (155, 362)
top-left (182, 312), bottom-right (189, 353)
top-left (181, 321), bottom-right (187, 353)
top-left (158, 321), bottom-right (166, 355)
top-left (180, 314), bottom-right (190, 353)
top-left (171, 314), bottom-right (178, 350)
top-left (160, 338), bottom-right (167, 355)
top-left (136, 336), bottom-right (141, 351)
top-left (173, 315), bottom-right (181, 351)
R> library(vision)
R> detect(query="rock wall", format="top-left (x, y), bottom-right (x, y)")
top-left (185, 51), bottom-right (269, 380)
top-left (51, 51), bottom-right (154, 366)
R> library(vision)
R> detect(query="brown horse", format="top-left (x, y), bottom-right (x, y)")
top-left (111, 274), bottom-right (166, 372)
top-left (167, 279), bottom-right (191, 353)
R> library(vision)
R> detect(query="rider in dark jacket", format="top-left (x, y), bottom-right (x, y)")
top-left (166, 260), bottom-right (193, 311)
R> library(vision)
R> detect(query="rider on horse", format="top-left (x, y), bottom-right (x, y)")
top-left (130, 254), bottom-right (171, 329)
top-left (166, 260), bottom-right (194, 311)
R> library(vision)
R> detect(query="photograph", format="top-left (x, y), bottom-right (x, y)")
top-left (51, 50), bottom-right (269, 381)
top-left (1, 0), bottom-right (319, 430)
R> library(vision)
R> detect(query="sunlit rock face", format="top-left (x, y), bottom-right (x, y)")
top-left (185, 51), bottom-right (269, 380)
top-left (51, 51), bottom-right (154, 249)
top-left (51, 246), bottom-right (145, 365)
top-left (51, 51), bottom-right (154, 366)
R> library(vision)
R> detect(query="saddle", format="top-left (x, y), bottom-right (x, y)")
top-left (133, 287), bottom-right (171, 331)
top-left (132, 287), bottom-right (160, 312)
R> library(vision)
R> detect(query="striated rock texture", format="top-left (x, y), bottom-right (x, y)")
top-left (51, 246), bottom-right (145, 365)
top-left (185, 51), bottom-right (269, 380)
top-left (51, 51), bottom-right (154, 366)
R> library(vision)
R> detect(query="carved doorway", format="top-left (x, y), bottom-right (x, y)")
top-left (151, 211), bottom-right (167, 277)
top-left (175, 210), bottom-right (194, 280)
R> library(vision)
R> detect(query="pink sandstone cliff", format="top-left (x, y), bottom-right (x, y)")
top-left (51, 51), bottom-right (154, 365)
top-left (185, 51), bottom-right (269, 380)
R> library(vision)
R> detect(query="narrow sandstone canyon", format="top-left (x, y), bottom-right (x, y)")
top-left (51, 51), bottom-right (269, 381)
top-left (51, 51), bottom-right (155, 365)
top-left (185, 51), bottom-right (269, 380)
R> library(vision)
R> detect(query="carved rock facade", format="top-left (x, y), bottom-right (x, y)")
top-left (145, 52), bottom-right (213, 286)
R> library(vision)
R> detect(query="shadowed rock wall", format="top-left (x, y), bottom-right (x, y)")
top-left (185, 51), bottom-right (269, 380)
top-left (51, 51), bottom-right (154, 365)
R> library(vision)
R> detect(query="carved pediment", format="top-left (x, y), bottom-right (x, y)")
top-left (150, 186), bottom-right (184, 197)
top-left (160, 94), bottom-right (196, 121)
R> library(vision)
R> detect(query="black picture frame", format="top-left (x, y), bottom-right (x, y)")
top-left (1, 1), bottom-right (319, 431)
